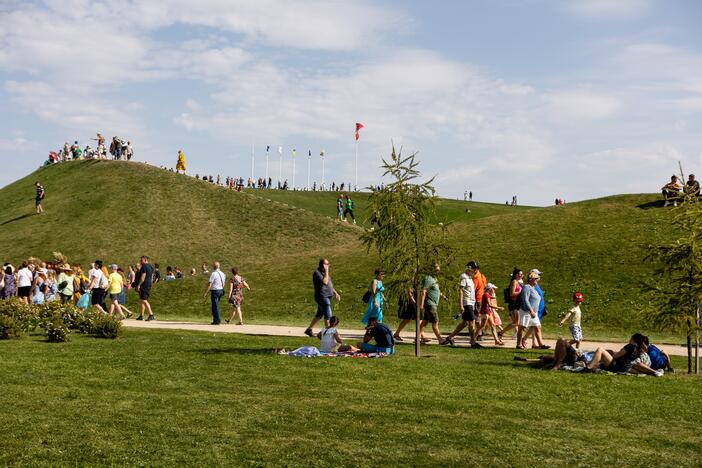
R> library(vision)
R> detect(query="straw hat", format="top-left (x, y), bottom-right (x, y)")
top-left (59, 263), bottom-right (72, 272)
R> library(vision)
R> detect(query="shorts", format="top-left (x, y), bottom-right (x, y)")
top-left (110, 293), bottom-right (121, 301)
top-left (569, 325), bottom-right (583, 342)
top-left (461, 304), bottom-right (476, 322)
top-left (91, 288), bottom-right (106, 305)
top-left (139, 288), bottom-right (151, 300)
top-left (35, 197), bottom-right (42, 206)
top-left (423, 304), bottom-right (439, 323)
top-left (314, 297), bottom-right (332, 320)
top-left (518, 310), bottom-right (540, 328)
top-left (18, 286), bottom-right (31, 297)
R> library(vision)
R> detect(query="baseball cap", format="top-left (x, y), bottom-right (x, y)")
top-left (486, 283), bottom-right (497, 290)
top-left (466, 261), bottom-right (479, 269)
top-left (529, 269), bottom-right (542, 276)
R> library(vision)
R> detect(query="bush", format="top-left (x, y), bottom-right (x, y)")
top-left (89, 313), bottom-right (122, 339)
top-left (75, 309), bottom-right (98, 334)
top-left (44, 315), bottom-right (70, 343)
top-left (0, 299), bottom-right (40, 332)
top-left (0, 314), bottom-right (21, 339)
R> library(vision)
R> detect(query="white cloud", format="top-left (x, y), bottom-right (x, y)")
top-left (545, 90), bottom-right (621, 120)
top-left (568, 0), bottom-right (652, 20)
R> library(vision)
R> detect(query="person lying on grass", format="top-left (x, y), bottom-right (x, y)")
top-left (357, 317), bottom-right (395, 354)
top-left (585, 333), bottom-right (664, 377)
top-left (318, 316), bottom-right (358, 353)
top-left (514, 338), bottom-right (586, 370)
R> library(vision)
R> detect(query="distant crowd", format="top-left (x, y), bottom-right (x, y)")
top-left (661, 173), bottom-right (700, 206)
top-left (45, 133), bottom-right (134, 165)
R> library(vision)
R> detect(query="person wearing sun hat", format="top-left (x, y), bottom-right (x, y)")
top-left (530, 268), bottom-right (547, 348)
top-left (57, 263), bottom-right (75, 304)
top-left (478, 282), bottom-right (505, 346)
top-left (517, 270), bottom-right (549, 350)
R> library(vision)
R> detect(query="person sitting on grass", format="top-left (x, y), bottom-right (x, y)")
top-left (662, 175), bottom-right (683, 206)
top-left (514, 337), bottom-right (580, 370)
top-left (585, 333), bottom-right (663, 377)
top-left (684, 174), bottom-right (700, 198)
top-left (318, 316), bottom-right (358, 353)
top-left (358, 317), bottom-right (395, 354)
top-left (644, 336), bottom-right (675, 373)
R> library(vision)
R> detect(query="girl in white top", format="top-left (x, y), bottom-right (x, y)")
top-left (318, 316), bottom-right (358, 353)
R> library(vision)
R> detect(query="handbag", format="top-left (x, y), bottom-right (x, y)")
top-left (362, 290), bottom-right (371, 303)
top-left (76, 293), bottom-right (90, 310)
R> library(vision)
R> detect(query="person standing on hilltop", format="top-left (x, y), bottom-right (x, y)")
top-left (204, 261), bottom-right (226, 325)
top-left (135, 256), bottom-right (156, 321)
top-left (343, 194), bottom-right (356, 224)
top-left (35, 181), bottom-right (45, 215)
top-left (176, 150), bottom-right (186, 174)
top-left (305, 258), bottom-right (341, 337)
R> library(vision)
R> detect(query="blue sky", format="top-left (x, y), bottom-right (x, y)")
top-left (1, 0), bottom-right (701, 205)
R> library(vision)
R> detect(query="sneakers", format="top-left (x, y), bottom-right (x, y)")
top-left (654, 369), bottom-right (664, 377)
top-left (304, 328), bottom-right (315, 337)
top-left (441, 337), bottom-right (454, 346)
top-left (136, 315), bottom-right (144, 321)
top-left (146, 314), bottom-right (156, 321)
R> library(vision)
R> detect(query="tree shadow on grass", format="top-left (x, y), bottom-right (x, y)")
top-left (0, 213), bottom-right (33, 226)
top-left (637, 200), bottom-right (665, 210)
top-left (196, 347), bottom-right (276, 356)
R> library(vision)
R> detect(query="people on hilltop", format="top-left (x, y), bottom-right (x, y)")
top-left (684, 174), bottom-right (700, 198)
top-left (343, 194), bottom-right (356, 224)
top-left (176, 150), bottom-right (187, 174)
top-left (662, 175), bottom-right (683, 206)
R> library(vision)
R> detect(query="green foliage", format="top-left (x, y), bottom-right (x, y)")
top-left (0, 314), bottom-right (21, 339)
top-left (360, 145), bottom-right (454, 301)
top-left (89, 313), bottom-right (122, 339)
top-left (43, 314), bottom-right (70, 342)
top-left (645, 195), bottom-right (702, 335)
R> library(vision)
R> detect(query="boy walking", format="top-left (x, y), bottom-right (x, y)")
top-left (343, 194), bottom-right (356, 224)
top-left (35, 182), bottom-right (45, 214)
top-left (559, 292), bottom-right (584, 350)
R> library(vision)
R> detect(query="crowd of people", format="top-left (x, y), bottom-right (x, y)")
top-left (44, 133), bottom-right (134, 165)
top-left (299, 257), bottom-right (670, 375)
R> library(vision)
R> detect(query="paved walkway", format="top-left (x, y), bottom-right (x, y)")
top-left (122, 320), bottom-right (690, 356)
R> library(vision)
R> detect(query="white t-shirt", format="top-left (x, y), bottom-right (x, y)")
top-left (569, 305), bottom-right (582, 326)
top-left (209, 269), bottom-right (226, 290)
top-left (459, 273), bottom-right (476, 306)
top-left (320, 327), bottom-right (338, 353)
top-left (91, 269), bottom-right (106, 289)
top-left (17, 267), bottom-right (33, 287)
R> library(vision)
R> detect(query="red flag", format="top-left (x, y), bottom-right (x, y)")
top-left (355, 122), bottom-right (364, 141)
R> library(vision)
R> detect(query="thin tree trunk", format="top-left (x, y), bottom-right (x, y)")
top-left (695, 303), bottom-right (700, 375)
top-left (687, 318), bottom-right (692, 374)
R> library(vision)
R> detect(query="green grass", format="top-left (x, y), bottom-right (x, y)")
top-left (0, 160), bottom-right (684, 343)
top-left (1, 329), bottom-right (699, 466)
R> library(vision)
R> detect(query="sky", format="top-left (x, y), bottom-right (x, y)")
top-left (1, 0), bottom-right (701, 205)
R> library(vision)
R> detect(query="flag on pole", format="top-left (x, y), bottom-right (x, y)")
top-left (266, 145), bottom-right (270, 153)
top-left (278, 146), bottom-right (283, 155)
top-left (355, 122), bottom-right (364, 141)
top-left (320, 149), bottom-right (325, 160)
top-left (308, 149), bottom-right (312, 159)
top-left (292, 149), bottom-right (297, 158)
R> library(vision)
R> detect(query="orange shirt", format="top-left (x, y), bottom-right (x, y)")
top-left (473, 272), bottom-right (486, 303)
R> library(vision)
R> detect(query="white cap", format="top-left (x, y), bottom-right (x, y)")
top-left (486, 283), bottom-right (497, 290)
top-left (529, 269), bottom-right (542, 276)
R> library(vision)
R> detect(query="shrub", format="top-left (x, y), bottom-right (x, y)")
top-left (0, 299), bottom-right (40, 332)
top-left (44, 315), bottom-right (70, 343)
top-left (0, 314), bottom-right (21, 339)
top-left (75, 309), bottom-right (98, 334)
top-left (89, 313), bottom-right (122, 339)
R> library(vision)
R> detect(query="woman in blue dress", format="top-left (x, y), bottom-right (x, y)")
top-left (362, 270), bottom-right (386, 324)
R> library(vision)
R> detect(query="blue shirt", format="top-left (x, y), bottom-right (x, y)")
top-left (519, 283), bottom-right (541, 313)
top-left (647, 344), bottom-right (667, 370)
top-left (534, 284), bottom-right (546, 319)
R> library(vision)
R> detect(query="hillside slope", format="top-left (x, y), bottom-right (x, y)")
top-left (0, 161), bottom-right (678, 341)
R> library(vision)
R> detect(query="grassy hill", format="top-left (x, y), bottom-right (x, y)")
top-left (0, 160), bottom-right (678, 342)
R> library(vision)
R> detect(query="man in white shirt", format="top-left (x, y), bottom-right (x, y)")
top-left (204, 261), bottom-right (226, 325)
top-left (443, 263), bottom-right (482, 348)
top-left (17, 262), bottom-right (34, 304)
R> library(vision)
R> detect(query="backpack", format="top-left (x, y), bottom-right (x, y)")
top-left (99, 272), bottom-right (109, 290)
top-left (503, 287), bottom-right (512, 306)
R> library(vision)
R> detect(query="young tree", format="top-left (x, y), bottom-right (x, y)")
top-left (360, 145), bottom-right (453, 357)
top-left (646, 194), bottom-right (702, 374)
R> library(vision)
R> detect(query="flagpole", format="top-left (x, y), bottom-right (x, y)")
top-left (292, 153), bottom-right (296, 190)
top-left (307, 154), bottom-right (311, 190)
top-left (265, 149), bottom-right (269, 185)
top-left (354, 139), bottom-right (358, 192)
top-left (322, 154), bottom-right (326, 190)
top-left (251, 142), bottom-right (254, 180)
top-left (279, 148), bottom-right (282, 188)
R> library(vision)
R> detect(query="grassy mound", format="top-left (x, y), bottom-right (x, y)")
top-left (0, 160), bottom-right (676, 341)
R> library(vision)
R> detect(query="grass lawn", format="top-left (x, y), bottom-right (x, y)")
top-left (1, 329), bottom-right (700, 466)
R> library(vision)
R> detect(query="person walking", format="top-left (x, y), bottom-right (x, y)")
top-left (56, 263), bottom-right (75, 304)
top-left (204, 261), bottom-right (226, 325)
top-left (393, 287), bottom-right (417, 341)
top-left (108, 264), bottom-right (132, 319)
top-left (469, 261), bottom-right (487, 340)
top-left (443, 262), bottom-right (482, 348)
top-left (305, 258), bottom-right (341, 337)
top-left (559, 292), bottom-right (584, 350)
top-left (418, 263), bottom-right (447, 344)
top-left (343, 194), bottom-right (356, 224)
top-left (88, 259), bottom-right (108, 313)
top-left (498, 268), bottom-right (523, 340)
top-left (336, 194), bottom-right (344, 221)
top-left (225, 267), bottom-right (250, 325)
top-left (361, 269), bottom-right (386, 325)
top-left (176, 150), bottom-right (186, 174)
top-left (135, 256), bottom-right (156, 321)
top-left (35, 182), bottom-right (45, 214)
top-left (1, 264), bottom-right (16, 299)
top-left (517, 271), bottom-right (549, 349)
top-left (16, 262), bottom-right (33, 304)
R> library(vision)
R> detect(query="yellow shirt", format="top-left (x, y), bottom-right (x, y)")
top-left (108, 272), bottom-right (124, 294)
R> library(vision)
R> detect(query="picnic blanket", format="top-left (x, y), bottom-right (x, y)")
top-left (280, 346), bottom-right (389, 358)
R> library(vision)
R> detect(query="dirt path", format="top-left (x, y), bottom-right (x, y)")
top-left (122, 320), bottom-right (690, 357)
